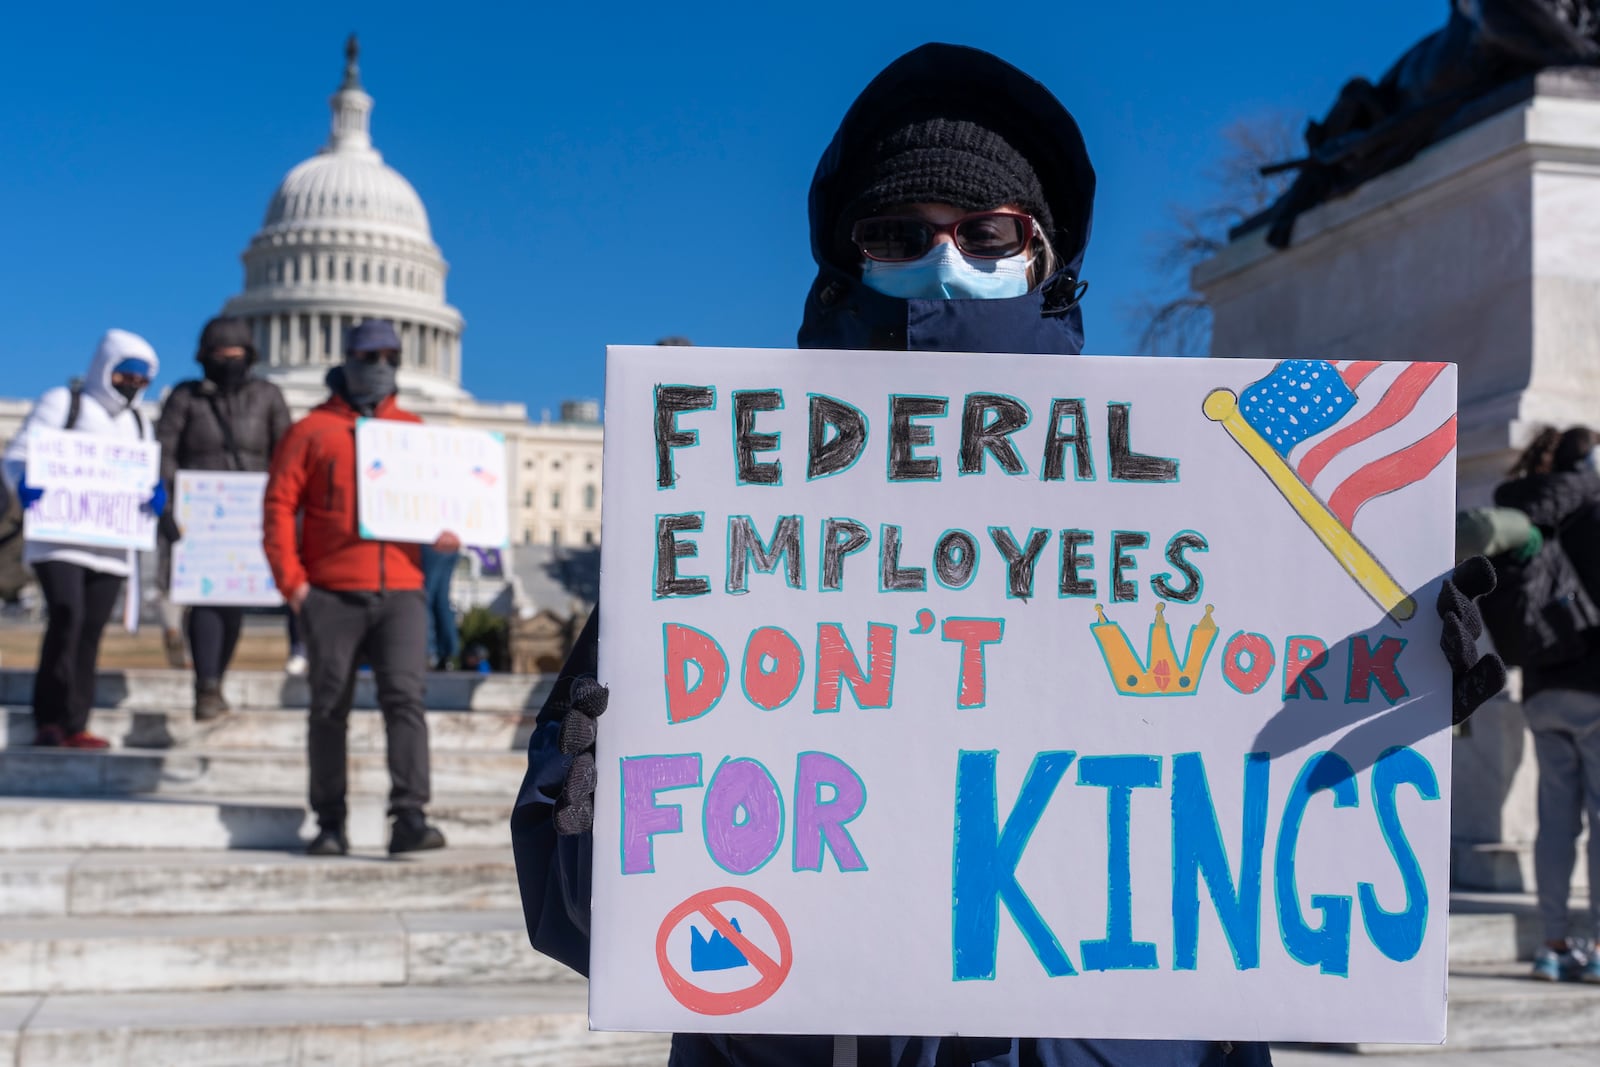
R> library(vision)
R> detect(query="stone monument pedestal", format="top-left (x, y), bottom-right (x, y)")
top-left (1194, 71), bottom-right (1600, 892)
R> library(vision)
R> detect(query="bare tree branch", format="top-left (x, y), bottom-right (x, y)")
top-left (1129, 111), bottom-right (1300, 356)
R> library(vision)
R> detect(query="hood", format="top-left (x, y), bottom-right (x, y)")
top-left (799, 43), bottom-right (1096, 355)
top-left (196, 316), bottom-right (259, 368)
top-left (84, 328), bottom-right (160, 411)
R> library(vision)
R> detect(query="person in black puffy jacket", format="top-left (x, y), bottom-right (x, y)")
top-left (1491, 427), bottom-right (1600, 983)
top-left (154, 317), bottom-right (292, 720)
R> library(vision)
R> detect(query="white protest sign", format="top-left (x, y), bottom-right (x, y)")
top-left (170, 472), bottom-right (279, 607)
top-left (354, 420), bottom-right (509, 548)
top-left (23, 427), bottom-right (160, 551)
top-left (592, 346), bottom-right (1456, 1043)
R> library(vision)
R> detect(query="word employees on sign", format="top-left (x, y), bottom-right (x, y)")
top-left (23, 427), bottom-right (160, 551)
top-left (170, 472), bottom-right (279, 607)
top-left (590, 346), bottom-right (1457, 1044)
top-left (354, 420), bottom-right (509, 548)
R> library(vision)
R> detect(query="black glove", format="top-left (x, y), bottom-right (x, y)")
top-left (1437, 556), bottom-right (1507, 726)
top-left (553, 675), bottom-right (608, 836)
top-left (158, 509), bottom-right (182, 544)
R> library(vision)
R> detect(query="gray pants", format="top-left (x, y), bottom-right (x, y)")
top-left (299, 587), bottom-right (431, 826)
top-left (1524, 687), bottom-right (1600, 943)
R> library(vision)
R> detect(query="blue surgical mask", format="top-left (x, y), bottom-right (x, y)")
top-left (860, 241), bottom-right (1033, 301)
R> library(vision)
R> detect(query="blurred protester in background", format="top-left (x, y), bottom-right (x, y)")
top-left (2, 330), bottom-right (163, 748)
top-left (0, 483), bottom-right (25, 607)
top-left (285, 609), bottom-right (308, 676)
top-left (420, 543), bottom-right (459, 670)
top-left (155, 317), bottom-right (292, 721)
top-left (263, 319), bottom-right (456, 856)
top-left (1487, 426), bottom-right (1600, 983)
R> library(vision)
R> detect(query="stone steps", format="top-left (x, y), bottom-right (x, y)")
top-left (0, 745), bottom-right (528, 798)
top-left (1274, 1045), bottom-right (1600, 1065)
top-left (0, 907), bottom-right (569, 995)
top-left (0, 846), bottom-right (521, 918)
top-left (0, 794), bottom-right (515, 851)
top-left (2, 705), bottom-right (538, 752)
top-left (10, 669), bottom-right (1579, 1060)
top-left (1453, 840), bottom-right (1590, 895)
top-left (0, 667), bottom-right (554, 713)
top-left (1348, 965), bottom-right (1600, 1053)
top-left (0, 667), bottom-right (650, 1062)
top-left (0, 983), bottom-right (672, 1067)
top-left (1447, 910), bottom-right (1544, 966)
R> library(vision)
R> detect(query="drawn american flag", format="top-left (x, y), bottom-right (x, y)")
top-left (1236, 358), bottom-right (1456, 532)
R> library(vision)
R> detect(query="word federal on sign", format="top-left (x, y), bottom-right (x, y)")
top-left (353, 419), bottom-right (510, 548)
top-left (170, 471), bottom-right (279, 607)
top-left (22, 427), bottom-right (160, 551)
top-left (593, 346), bottom-right (1457, 1043)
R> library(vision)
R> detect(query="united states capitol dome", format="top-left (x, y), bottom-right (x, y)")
top-left (260, 146), bottom-right (432, 240)
top-left (222, 36), bottom-right (465, 398)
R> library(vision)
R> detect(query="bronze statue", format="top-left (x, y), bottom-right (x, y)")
top-left (341, 33), bottom-right (361, 91)
top-left (1260, 1), bottom-right (1600, 248)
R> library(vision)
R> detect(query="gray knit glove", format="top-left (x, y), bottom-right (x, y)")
top-left (553, 676), bottom-right (608, 836)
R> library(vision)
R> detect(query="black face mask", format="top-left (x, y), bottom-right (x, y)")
top-left (203, 356), bottom-right (251, 390)
top-left (114, 380), bottom-right (142, 403)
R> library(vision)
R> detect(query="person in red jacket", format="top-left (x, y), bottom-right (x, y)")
top-left (263, 319), bottom-right (459, 856)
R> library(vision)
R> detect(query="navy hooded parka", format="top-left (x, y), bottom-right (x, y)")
top-left (512, 43), bottom-right (1272, 1067)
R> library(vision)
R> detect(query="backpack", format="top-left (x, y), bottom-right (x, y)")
top-left (1480, 536), bottom-right (1600, 669)
top-left (0, 486), bottom-right (22, 601)
top-left (64, 377), bottom-right (145, 437)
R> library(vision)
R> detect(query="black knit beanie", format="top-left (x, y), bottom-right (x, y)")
top-left (837, 116), bottom-right (1053, 255)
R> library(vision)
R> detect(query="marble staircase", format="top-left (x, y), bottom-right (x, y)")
top-left (3, 669), bottom-right (1599, 1062)
top-left (0, 668), bottom-right (670, 1066)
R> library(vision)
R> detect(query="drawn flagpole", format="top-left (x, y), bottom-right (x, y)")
top-left (1203, 387), bottom-right (1416, 622)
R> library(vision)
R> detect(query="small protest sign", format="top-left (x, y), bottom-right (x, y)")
top-left (590, 346), bottom-right (1457, 1043)
top-left (354, 420), bottom-right (509, 548)
top-left (170, 472), bottom-right (278, 607)
top-left (23, 427), bottom-right (159, 551)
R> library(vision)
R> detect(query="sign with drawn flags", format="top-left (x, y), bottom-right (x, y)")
top-left (592, 345), bottom-right (1457, 1043)
top-left (353, 419), bottom-right (509, 547)
top-left (1206, 359), bottom-right (1457, 623)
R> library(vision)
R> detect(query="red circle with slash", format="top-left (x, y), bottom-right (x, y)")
top-left (655, 886), bottom-right (794, 1015)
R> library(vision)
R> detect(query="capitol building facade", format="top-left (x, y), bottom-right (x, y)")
top-left (3, 39), bottom-right (602, 554)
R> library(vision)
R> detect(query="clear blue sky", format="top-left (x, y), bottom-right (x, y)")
top-left (1, 1), bottom-right (1442, 418)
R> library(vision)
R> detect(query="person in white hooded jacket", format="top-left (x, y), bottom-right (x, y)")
top-left (2, 329), bottom-right (163, 747)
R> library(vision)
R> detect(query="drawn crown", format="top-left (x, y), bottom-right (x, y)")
top-left (1091, 602), bottom-right (1218, 697)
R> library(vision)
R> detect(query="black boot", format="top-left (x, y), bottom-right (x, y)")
top-left (306, 823), bottom-right (349, 856)
top-left (388, 809), bottom-right (446, 854)
top-left (195, 679), bottom-right (229, 722)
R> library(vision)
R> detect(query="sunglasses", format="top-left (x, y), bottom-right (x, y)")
top-left (349, 349), bottom-right (401, 367)
top-left (851, 211), bottom-right (1036, 262)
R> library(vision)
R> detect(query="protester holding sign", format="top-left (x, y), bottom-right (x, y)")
top-left (1485, 427), bottom-right (1600, 983)
top-left (155, 316), bottom-right (292, 721)
top-left (2, 329), bottom-right (163, 748)
top-left (262, 319), bottom-right (457, 856)
top-left (513, 44), bottom-right (1507, 1065)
